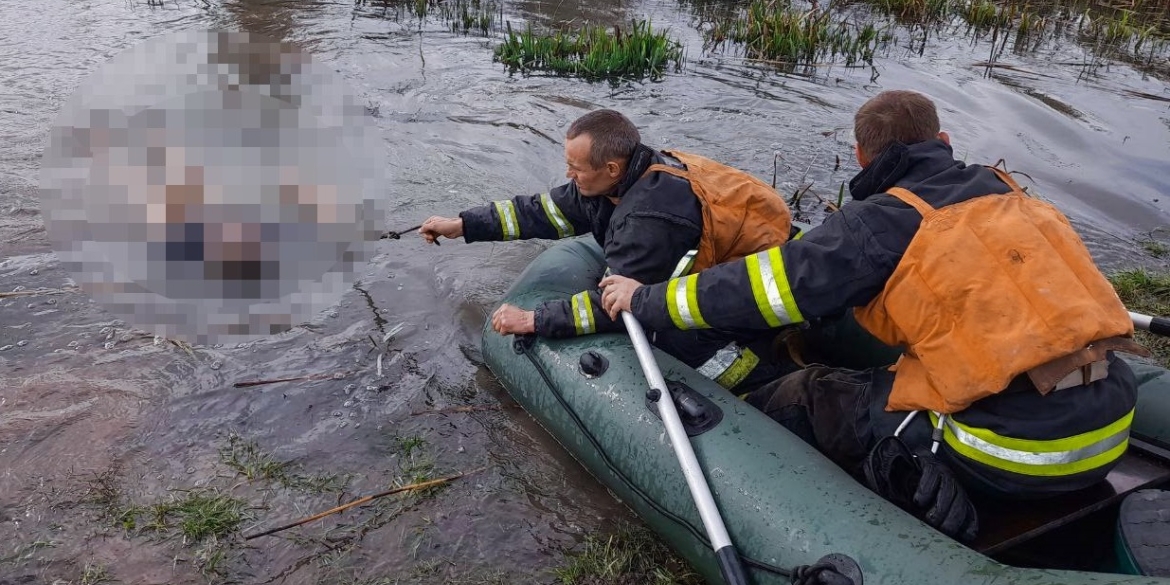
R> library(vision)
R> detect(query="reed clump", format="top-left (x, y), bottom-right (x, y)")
top-left (875, 0), bottom-right (951, 22)
top-left (441, 0), bottom-right (499, 35)
top-left (951, 0), bottom-right (1167, 60)
top-left (356, 0), bottom-right (499, 35)
top-left (706, 0), bottom-right (887, 65)
top-left (690, 0), bottom-right (1169, 74)
top-left (493, 20), bottom-right (685, 81)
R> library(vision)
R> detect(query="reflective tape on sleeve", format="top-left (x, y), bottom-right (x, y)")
top-left (665, 273), bottom-right (709, 330)
top-left (539, 192), bottom-right (574, 238)
top-left (570, 291), bottom-right (597, 335)
top-left (745, 247), bottom-right (802, 327)
top-left (494, 200), bottom-right (520, 240)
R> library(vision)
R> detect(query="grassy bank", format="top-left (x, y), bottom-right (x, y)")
top-left (1109, 268), bottom-right (1170, 368)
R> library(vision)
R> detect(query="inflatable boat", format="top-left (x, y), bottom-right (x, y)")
top-left (481, 236), bottom-right (1170, 585)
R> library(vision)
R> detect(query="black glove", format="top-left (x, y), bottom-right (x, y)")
top-left (862, 435), bottom-right (979, 543)
top-left (914, 453), bottom-right (979, 542)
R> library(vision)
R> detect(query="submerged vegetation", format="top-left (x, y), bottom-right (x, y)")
top-left (494, 20), bottom-right (686, 81)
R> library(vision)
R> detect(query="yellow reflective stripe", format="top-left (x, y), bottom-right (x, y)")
top-left (494, 200), bottom-right (520, 240)
top-left (792, 229), bottom-right (805, 240)
top-left (708, 347), bottom-right (759, 389)
top-left (665, 274), bottom-right (709, 330)
top-left (570, 291), bottom-right (596, 335)
top-left (716, 347), bottom-right (759, 388)
top-left (697, 344), bottom-right (760, 389)
top-left (929, 410), bottom-right (1133, 477)
top-left (745, 248), bottom-right (801, 327)
top-left (539, 192), bottom-right (574, 238)
top-left (669, 249), bottom-right (698, 279)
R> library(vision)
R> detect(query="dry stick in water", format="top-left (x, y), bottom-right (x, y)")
top-left (410, 405), bottom-right (522, 416)
top-left (382, 224), bottom-right (438, 245)
top-left (233, 371), bottom-right (349, 388)
top-left (0, 288), bottom-right (75, 299)
top-left (243, 466), bottom-right (487, 540)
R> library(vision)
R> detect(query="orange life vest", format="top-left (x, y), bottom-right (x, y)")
top-left (853, 167), bottom-right (1138, 414)
top-left (644, 150), bottom-right (792, 272)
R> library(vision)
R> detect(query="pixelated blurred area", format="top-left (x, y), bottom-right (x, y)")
top-left (39, 29), bottom-right (387, 345)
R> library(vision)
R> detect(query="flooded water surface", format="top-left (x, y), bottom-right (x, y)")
top-left (1, 0), bottom-right (1168, 583)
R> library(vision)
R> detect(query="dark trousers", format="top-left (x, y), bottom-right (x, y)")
top-left (743, 365), bottom-right (927, 479)
top-left (742, 332), bottom-right (1137, 500)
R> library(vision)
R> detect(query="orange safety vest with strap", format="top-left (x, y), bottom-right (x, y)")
top-left (854, 166), bottom-right (1147, 414)
top-left (643, 150), bottom-right (792, 274)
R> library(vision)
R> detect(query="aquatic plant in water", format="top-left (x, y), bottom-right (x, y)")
top-left (687, 0), bottom-right (1168, 75)
top-left (704, 0), bottom-right (887, 67)
top-left (493, 20), bottom-right (685, 82)
top-left (441, 0), bottom-right (499, 35)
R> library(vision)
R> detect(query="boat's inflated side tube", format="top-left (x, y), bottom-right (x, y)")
top-left (483, 237), bottom-right (1170, 585)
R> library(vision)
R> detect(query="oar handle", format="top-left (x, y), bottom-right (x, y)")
top-left (621, 311), bottom-right (748, 585)
top-left (1131, 311), bottom-right (1170, 337)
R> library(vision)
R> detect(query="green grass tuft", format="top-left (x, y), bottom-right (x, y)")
top-left (553, 524), bottom-right (702, 585)
top-left (123, 491), bottom-right (247, 543)
top-left (79, 563), bottom-right (115, 585)
top-left (1140, 238), bottom-right (1169, 258)
top-left (494, 19), bottom-right (685, 82)
top-left (705, 0), bottom-right (887, 67)
top-left (219, 433), bottom-right (290, 483)
top-left (1109, 268), bottom-right (1170, 368)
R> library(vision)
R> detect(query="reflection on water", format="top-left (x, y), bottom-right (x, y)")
top-left (0, 0), bottom-right (1167, 582)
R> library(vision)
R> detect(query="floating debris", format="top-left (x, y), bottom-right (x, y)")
top-left (410, 405), bottom-right (522, 416)
top-left (0, 287), bottom-right (75, 298)
top-left (233, 371), bottom-right (350, 388)
top-left (242, 466), bottom-right (488, 540)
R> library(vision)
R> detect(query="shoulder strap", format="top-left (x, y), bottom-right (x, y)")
top-left (641, 163), bottom-right (689, 181)
top-left (986, 166), bottom-right (1027, 195)
top-left (884, 187), bottom-right (935, 217)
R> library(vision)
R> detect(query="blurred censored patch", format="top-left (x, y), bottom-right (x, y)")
top-left (39, 30), bottom-right (387, 345)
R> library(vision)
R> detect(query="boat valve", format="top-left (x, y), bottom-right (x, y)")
top-left (579, 350), bottom-right (609, 378)
top-left (673, 390), bottom-right (706, 420)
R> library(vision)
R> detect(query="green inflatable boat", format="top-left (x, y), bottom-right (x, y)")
top-left (481, 237), bottom-right (1170, 585)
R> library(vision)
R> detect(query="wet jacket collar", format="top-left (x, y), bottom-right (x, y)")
top-left (608, 143), bottom-right (658, 198)
top-left (848, 139), bottom-right (956, 201)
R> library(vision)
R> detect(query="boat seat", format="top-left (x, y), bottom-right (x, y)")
top-left (972, 438), bottom-right (1170, 556)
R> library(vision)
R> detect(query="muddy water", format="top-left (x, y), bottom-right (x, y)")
top-left (1, 0), bottom-right (1168, 583)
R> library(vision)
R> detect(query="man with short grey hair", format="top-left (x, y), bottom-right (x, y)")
top-left (420, 108), bottom-right (798, 395)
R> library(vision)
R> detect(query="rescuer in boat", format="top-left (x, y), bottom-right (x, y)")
top-left (419, 109), bottom-right (800, 394)
top-left (598, 90), bottom-right (1151, 542)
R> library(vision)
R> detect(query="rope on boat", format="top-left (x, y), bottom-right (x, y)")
top-left (513, 335), bottom-right (861, 585)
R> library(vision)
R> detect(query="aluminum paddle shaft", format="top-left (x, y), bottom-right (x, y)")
top-left (1132, 311), bottom-right (1170, 337)
top-left (620, 311), bottom-right (748, 585)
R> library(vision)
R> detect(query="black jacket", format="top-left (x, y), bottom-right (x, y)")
top-left (630, 139), bottom-right (1010, 325)
top-left (628, 139), bottom-right (1139, 496)
top-left (460, 144), bottom-right (703, 337)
